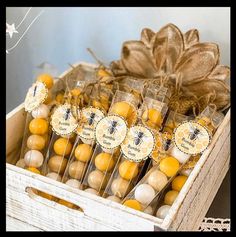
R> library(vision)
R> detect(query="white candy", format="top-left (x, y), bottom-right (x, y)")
top-left (24, 150), bottom-right (44, 168)
top-left (170, 146), bottom-right (191, 164)
top-left (143, 206), bottom-right (153, 215)
top-left (134, 184), bottom-right (156, 205)
top-left (156, 205), bottom-right (171, 219)
top-left (106, 195), bottom-right (121, 203)
top-left (80, 138), bottom-right (94, 145)
top-left (65, 179), bottom-right (81, 189)
top-left (16, 159), bottom-right (26, 168)
top-left (180, 168), bottom-right (192, 177)
top-left (46, 172), bottom-right (62, 181)
top-left (84, 188), bottom-right (99, 196)
top-left (32, 104), bottom-right (49, 119)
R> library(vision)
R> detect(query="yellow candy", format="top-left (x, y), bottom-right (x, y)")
top-left (29, 118), bottom-right (48, 135)
top-left (123, 199), bottom-right (142, 211)
top-left (142, 109), bottom-right (162, 128)
top-left (53, 138), bottom-right (72, 156)
top-left (26, 167), bottom-right (41, 174)
top-left (95, 153), bottom-right (115, 172)
top-left (172, 175), bottom-right (188, 191)
top-left (119, 160), bottom-right (139, 180)
top-left (110, 102), bottom-right (134, 119)
top-left (37, 73), bottom-right (54, 89)
top-left (74, 144), bottom-right (92, 162)
top-left (97, 69), bottom-right (111, 77)
top-left (56, 93), bottom-right (65, 104)
top-left (159, 156), bottom-right (180, 177)
top-left (27, 134), bottom-right (46, 150)
top-left (164, 190), bottom-right (179, 205)
top-left (71, 88), bottom-right (81, 97)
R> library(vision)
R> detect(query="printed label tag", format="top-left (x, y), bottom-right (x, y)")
top-left (77, 107), bottom-right (105, 142)
top-left (173, 121), bottom-right (211, 155)
top-left (24, 81), bottom-right (48, 112)
top-left (51, 103), bottom-right (79, 136)
top-left (121, 125), bottom-right (155, 162)
top-left (95, 115), bottom-right (128, 150)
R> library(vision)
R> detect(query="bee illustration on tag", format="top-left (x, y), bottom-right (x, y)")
top-left (88, 112), bottom-right (96, 126)
top-left (33, 85), bottom-right (37, 97)
top-left (64, 108), bottom-right (71, 121)
top-left (163, 138), bottom-right (172, 151)
top-left (108, 120), bottom-right (118, 134)
top-left (188, 124), bottom-right (203, 141)
top-left (133, 131), bottom-right (145, 146)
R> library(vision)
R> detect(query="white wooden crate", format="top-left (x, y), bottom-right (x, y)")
top-left (6, 62), bottom-right (230, 231)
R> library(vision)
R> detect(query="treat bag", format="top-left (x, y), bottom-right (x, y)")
top-left (61, 89), bottom-right (112, 189)
top-left (102, 96), bottom-right (168, 203)
top-left (151, 107), bottom-right (224, 218)
top-left (17, 65), bottom-right (60, 174)
top-left (139, 97), bottom-right (168, 132)
top-left (151, 111), bottom-right (191, 166)
top-left (145, 85), bottom-right (171, 104)
top-left (40, 84), bottom-right (80, 183)
top-left (81, 90), bottom-right (140, 196)
top-left (118, 77), bottom-right (145, 103)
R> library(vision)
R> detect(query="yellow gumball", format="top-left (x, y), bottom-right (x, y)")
top-left (119, 160), bottom-right (139, 180)
top-left (142, 109), bottom-right (162, 128)
top-left (97, 69), bottom-right (111, 77)
top-left (95, 153), bottom-right (115, 172)
top-left (159, 156), bottom-right (180, 177)
top-left (110, 102), bottom-right (133, 119)
top-left (26, 167), bottom-right (41, 174)
top-left (56, 93), bottom-right (65, 104)
top-left (37, 74), bottom-right (54, 89)
top-left (164, 190), bottom-right (179, 205)
top-left (29, 118), bottom-right (48, 135)
top-left (74, 144), bottom-right (92, 162)
top-left (53, 138), bottom-right (72, 156)
top-left (123, 199), bottom-right (142, 211)
top-left (171, 175), bottom-right (188, 191)
top-left (71, 88), bottom-right (81, 97)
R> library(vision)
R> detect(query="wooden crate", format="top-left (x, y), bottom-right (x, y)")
top-left (6, 62), bottom-right (230, 231)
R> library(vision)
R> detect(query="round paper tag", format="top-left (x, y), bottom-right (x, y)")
top-left (51, 103), bottom-right (79, 136)
top-left (121, 125), bottom-right (155, 162)
top-left (24, 81), bottom-right (48, 112)
top-left (77, 107), bottom-right (105, 141)
top-left (95, 115), bottom-right (128, 150)
top-left (173, 121), bottom-right (211, 155)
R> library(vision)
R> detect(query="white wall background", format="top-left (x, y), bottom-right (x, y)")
top-left (6, 7), bottom-right (230, 113)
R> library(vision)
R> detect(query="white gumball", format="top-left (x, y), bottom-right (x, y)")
top-left (143, 206), bottom-right (153, 215)
top-left (106, 195), bottom-right (121, 203)
top-left (170, 147), bottom-right (191, 164)
top-left (24, 150), bottom-right (44, 168)
top-left (32, 104), bottom-right (50, 119)
top-left (180, 168), bottom-right (192, 176)
top-left (134, 184), bottom-right (156, 205)
top-left (156, 205), bottom-right (171, 219)
top-left (66, 179), bottom-right (81, 189)
top-left (80, 138), bottom-right (94, 145)
top-left (84, 188), bottom-right (99, 196)
top-left (46, 172), bottom-right (62, 181)
top-left (16, 159), bottom-right (26, 168)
